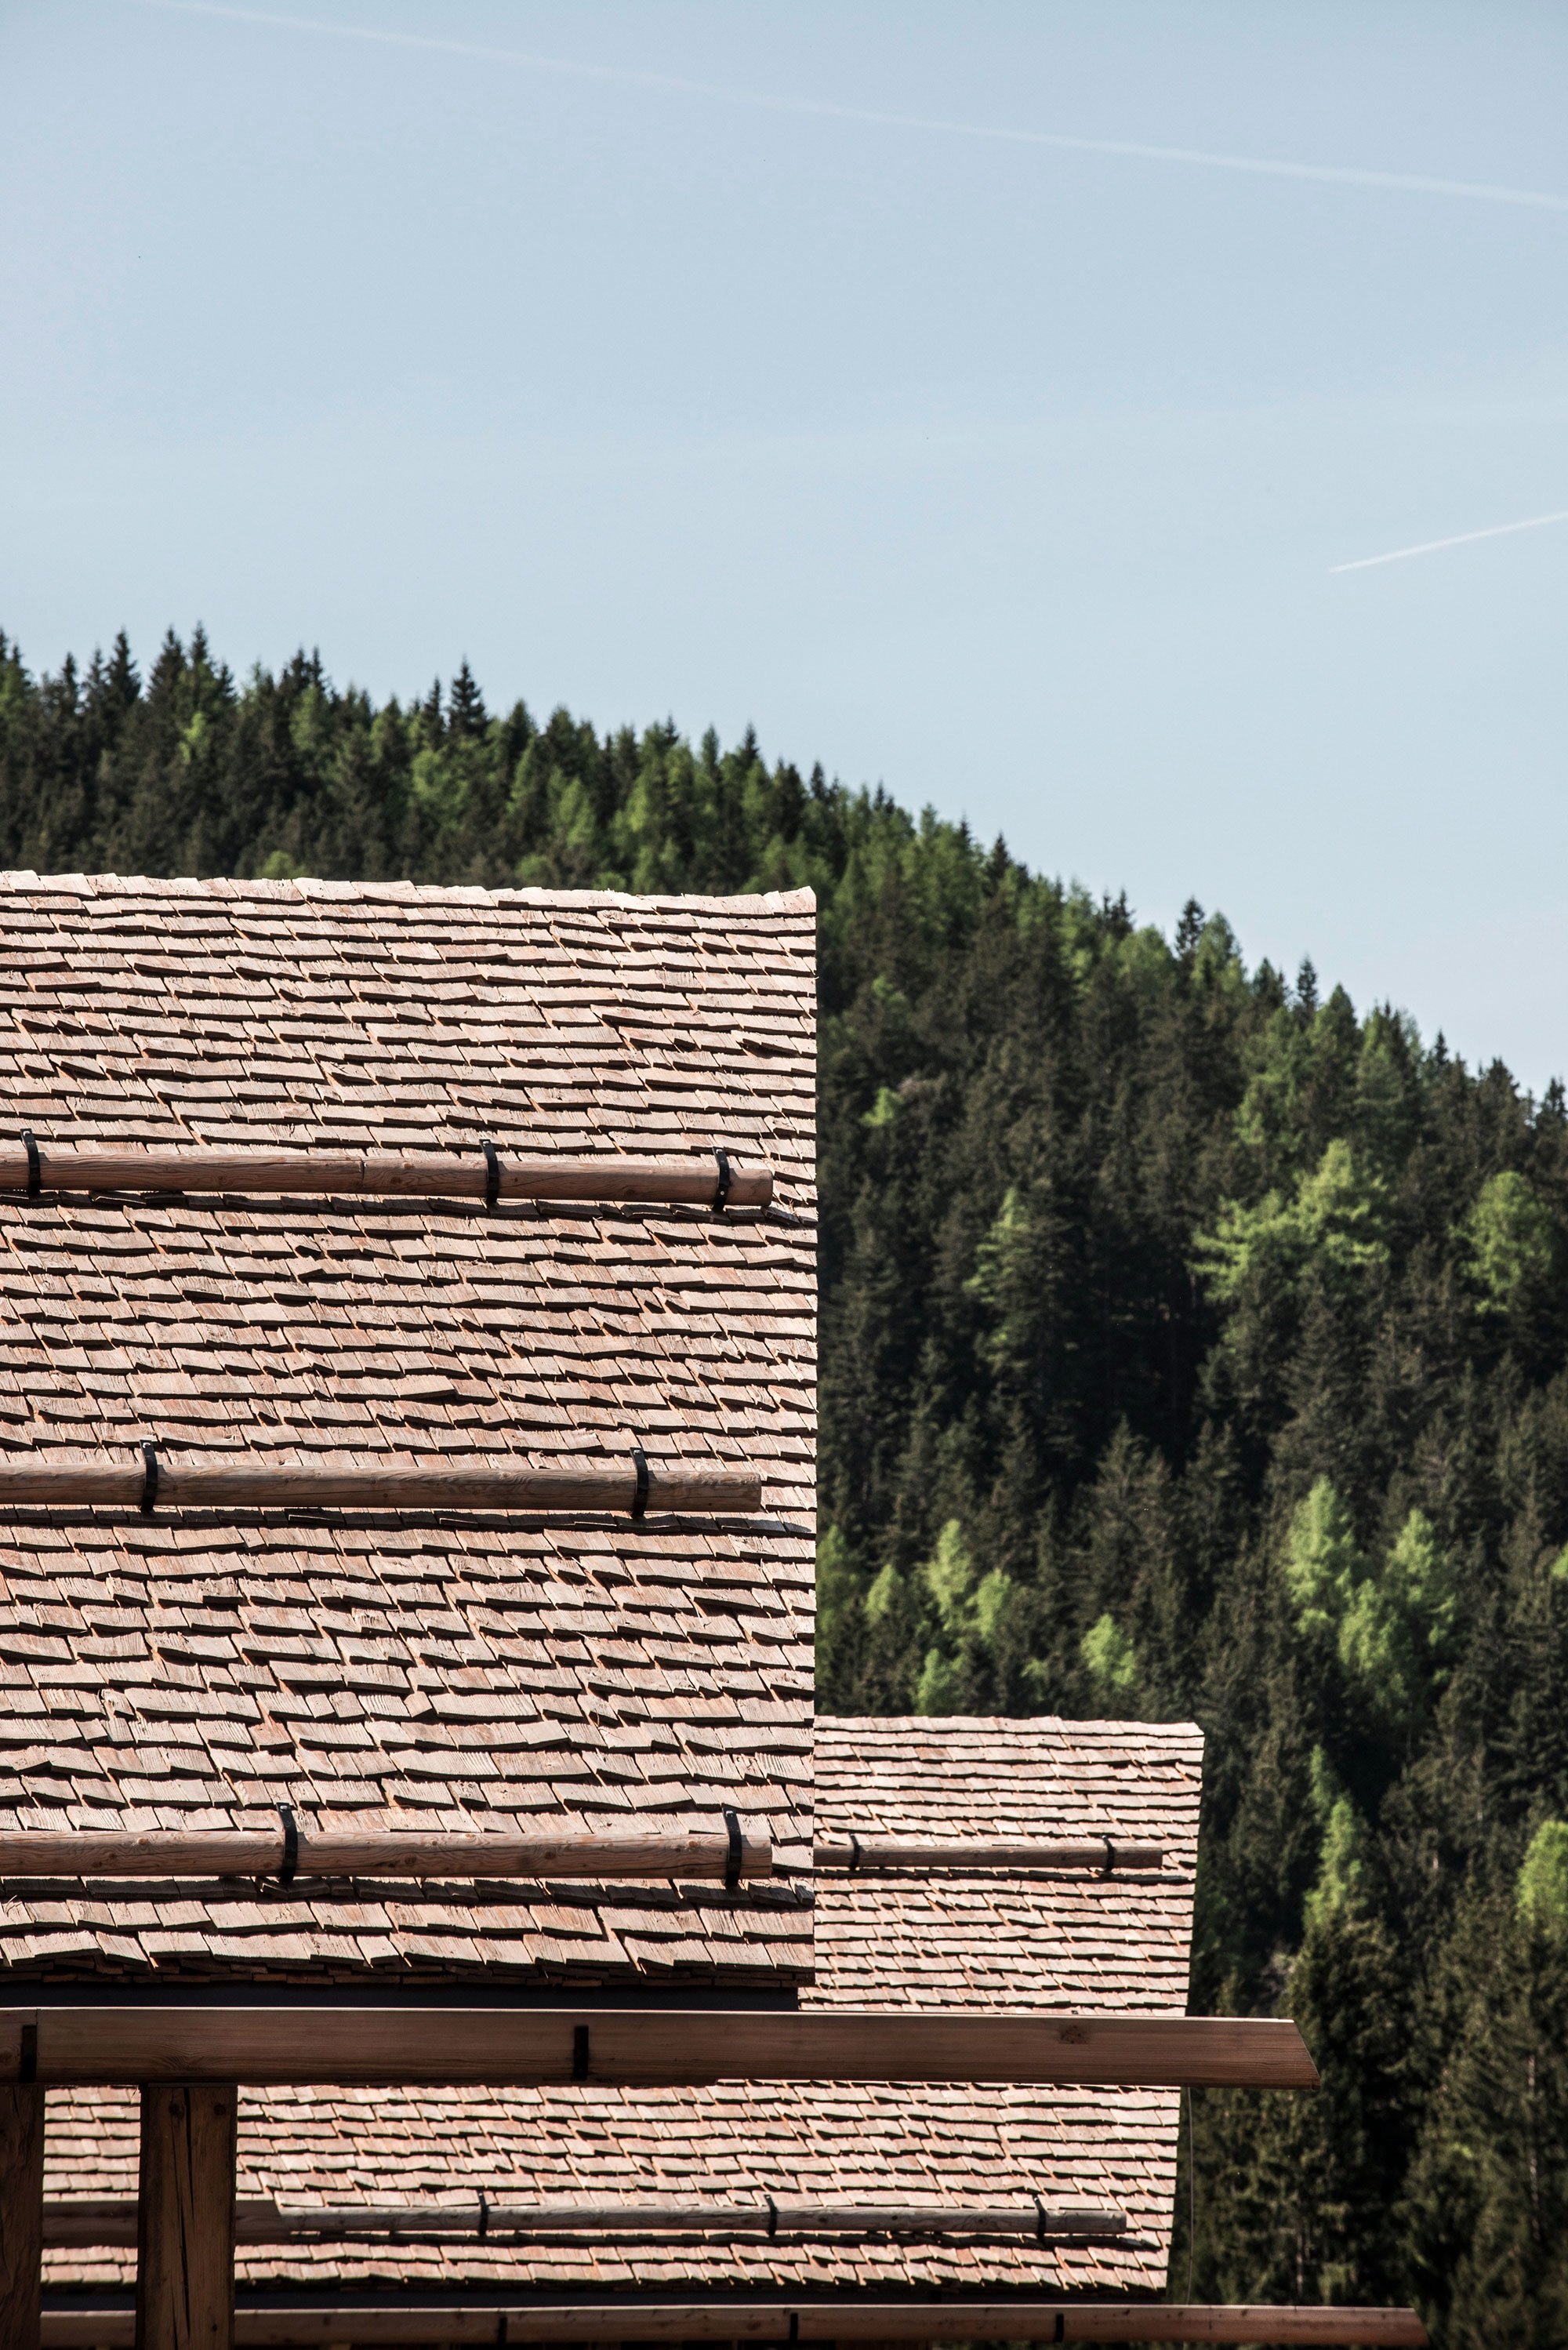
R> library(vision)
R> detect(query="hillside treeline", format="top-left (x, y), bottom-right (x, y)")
top-left (5, 627), bottom-right (1568, 2341)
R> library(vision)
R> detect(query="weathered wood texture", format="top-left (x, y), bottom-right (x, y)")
top-left (134, 2083), bottom-right (237, 2350)
top-left (0, 2084), bottom-right (43, 2350)
top-left (0, 1828), bottom-right (771, 1883)
top-left (43, 2197), bottom-right (1124, 2246)
top-left (0, 2010), bottom-right (1318, 2090)
top-left (813, 1839), bottom-right (1165, 1872)
top-left (0, 1148), bottom-right (771, 1210)
top-left (0, 1463), bottom-right (760, 1516)
top-left (38, 2301), bottom-right (1432, 2346)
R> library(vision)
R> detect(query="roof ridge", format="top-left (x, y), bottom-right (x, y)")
top-left (0, 871), bottom-right (817, 916)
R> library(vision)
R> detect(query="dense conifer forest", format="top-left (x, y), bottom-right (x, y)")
top-left (5, 626), bottom-right (1568, 2341)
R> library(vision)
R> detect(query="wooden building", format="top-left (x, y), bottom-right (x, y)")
top-left (0, 873), bottom-right (1420, 2348)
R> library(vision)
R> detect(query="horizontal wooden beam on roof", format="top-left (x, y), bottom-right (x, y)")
top-left (0, 1457), bottom-right (760, 1517)
top-left (0, 1825), bottom-right (771, 1883)
top-left (0, 1142), bottom-right (773, 1210)
top-left (0, 2007), bottom-right (1318, 2090)
top-left (43, 2196), bottom-right (1127, 2246)
top-left (815, 1838), bottom-right (1165, 1872)
top-left (35, 2300), bottom-right (1431, 2345)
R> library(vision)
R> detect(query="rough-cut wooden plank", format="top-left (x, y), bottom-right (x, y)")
top-left (1, 2009), bottom-right (1318, 2090)
top-left (43, 2197), bottom-right (1124, 2246)
top-left (814, 1838), bottom-right (1165, 1872)
top-left (0, 1827), bottom-right (771, 1883)
top-left (37, 2302), bottom-right (1432, 2347)
top-left (135, 2083), bottom-right (237, 2350)
top-left (0, 1462), bottom-right (760, 1516)
top-left (0, 2083), bottom-right (43, 2350)
top-left (0, 1147), bottom-right (771, 1209)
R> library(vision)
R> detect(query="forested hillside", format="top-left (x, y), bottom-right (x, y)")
top-left (5, 627), bottom-right (1568, 2341)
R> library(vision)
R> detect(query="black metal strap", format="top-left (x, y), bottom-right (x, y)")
top-left (572, 2023), bottom-right (590, 2082)
top-left (20, 1131), bottom-right (39, 1200)
top-left (764, 2192), bottom-right (779, 2239)
top-left (712, 1148), bottom-right (733, 1213)
top-left (1101, 1833), bottom-right (1116, 1877)
top-left (630, 1445), bottom-right (649, 1521)
top-left (495, 2317), bottom-right (508, 2348)
top-left (1054, 2314), bottom-right (1065, 2343)
top-left (140, 1444), bottom-right (160, 1516)
top-left (724, 1806), bottom-right (743, 1891)
top-left (1035, 2190), bottom-right (1048, 2243)
top-left (482, 1139), bottom-right (502, 1211)
top-left (278, 1803), bottom-right (299, 1886)
top-left (847, 1831), bottom-right (862, 1875)
top-left (477, 2189), bottom-right (490, 2239)
top-left (788, 2316), bottom-right (800, 2345)
top-left (18, 2023), bottom-right (36, 2084)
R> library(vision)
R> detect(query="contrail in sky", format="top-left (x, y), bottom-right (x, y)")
top-left (1330, 510), bottom-right (1568, 573)
top-left (124, 0), bottom-right (1568, 214)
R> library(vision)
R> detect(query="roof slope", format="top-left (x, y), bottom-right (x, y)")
top-left (0, 874), bottom-right (815, 1985)
top-left (46, 1715), bottom-right (1203, 2301)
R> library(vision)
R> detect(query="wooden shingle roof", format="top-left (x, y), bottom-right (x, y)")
top-left (0, 874), bottom-right (815, 1985)
top-left (44, 1715), bottom-right (1203, 2301)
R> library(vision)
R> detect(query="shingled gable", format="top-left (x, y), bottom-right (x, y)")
top-left (44, 1713), bottom-right (1203, 2304)
top-left (0, 874), bottom-right (815, 1988)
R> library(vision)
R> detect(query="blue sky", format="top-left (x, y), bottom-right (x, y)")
top-left (4, 2), bottom-right (1566, 1085)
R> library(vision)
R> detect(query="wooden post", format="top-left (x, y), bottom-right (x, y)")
top-left (135, 2084), bottom-right (236, 2350)
top-left (0, 2082), bottom-right (42, 2350)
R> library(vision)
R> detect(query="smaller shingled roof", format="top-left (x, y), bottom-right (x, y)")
top-left (44, 1715), bottom-right (1203, 2303)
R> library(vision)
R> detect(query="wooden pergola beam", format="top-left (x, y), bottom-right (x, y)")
top-left (0, 2008), bottom-right (1318, 2090)
top-left (0, 1145), bottom-right (772, 1211)
top-left (44, 2196), bottom-right (1127, 2246)
top-left (0, 1827), bottom-right (772, 1884)
top-left (0, 1461), bottom-right (760, 1517)
top-left (34, 2301), bottom-right (1431, 2346)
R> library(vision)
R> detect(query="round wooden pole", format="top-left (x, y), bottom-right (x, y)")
top-left (0, 1146), bottom-right (771, 1211)
top-left (815, 1839), bottom-right (1166, 1872)
top-left (0, 1827), bottom-right (771, 1884)
top-left (0, 1461), bottom-right (761, 1517)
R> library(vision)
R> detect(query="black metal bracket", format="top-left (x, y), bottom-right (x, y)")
top-left (20, 1131), bottom-right (39, 1200)
top-left (724, 1805), bottom-right (743, 1891)
top-left (18, 2024), bottom-right (37, 2084)
top-left (1101, 1833), bottom-right (1116, 1877)
top-left (278, 1802), bottom-right (299, 1887)
top-left (764, 2192), bottom-right (779, 2239)
top-left (482, 1140), bottom-right (502, 1211)
top-left (140, 1444), bottom-right (160, 1516)
top-left (847, 1831), bottom-right (862, 1875)
top-left (571, 2023), bottom-right (590, 2082)
top-left (712, 1148), bottom-right (733, 1213)
top-left (630, 1445), bottom-right (649, 1521)
top-left (477, 2189), bottom-right (490, 2239)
